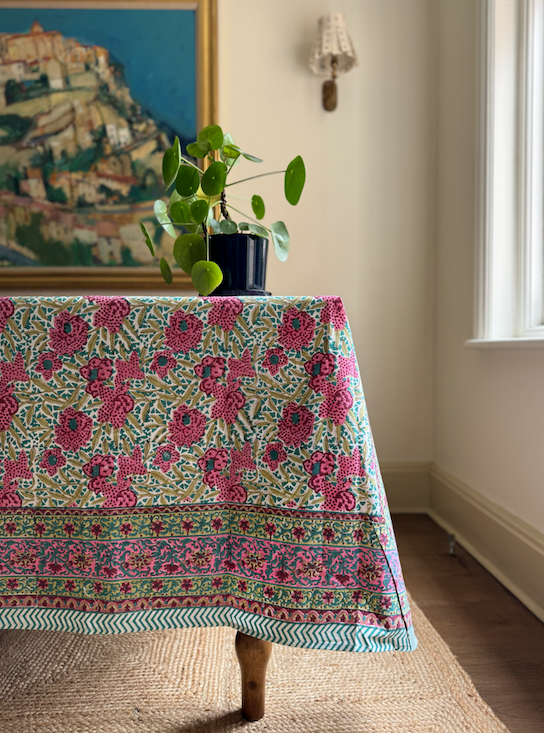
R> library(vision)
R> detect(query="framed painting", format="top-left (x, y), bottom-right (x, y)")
top-left (0, 0), bottom-right (217, 290)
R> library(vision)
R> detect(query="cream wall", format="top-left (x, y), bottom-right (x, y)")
top-left (435, 0), bottom-right (544, 534)
top-left (218, 0), bottom-right (435, 463)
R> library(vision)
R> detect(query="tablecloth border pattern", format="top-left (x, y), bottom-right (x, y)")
top-left (0, 603), bottom-right (417, 651)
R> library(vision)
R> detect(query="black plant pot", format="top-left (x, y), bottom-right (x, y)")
top-left (208, 233), bottom-right (271, 296)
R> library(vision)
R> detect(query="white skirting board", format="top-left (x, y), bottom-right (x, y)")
top-left (382, 461), bottom-right (544, 624)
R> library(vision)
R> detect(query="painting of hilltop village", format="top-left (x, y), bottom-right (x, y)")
top-left (0, 4), bottom-right (209, 282)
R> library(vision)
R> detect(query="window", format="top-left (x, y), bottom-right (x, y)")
top-left (470, 0), bottom-right (544, 346)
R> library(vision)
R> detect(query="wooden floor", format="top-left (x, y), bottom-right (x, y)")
top-left (392, 514), bottom-right (544, 733)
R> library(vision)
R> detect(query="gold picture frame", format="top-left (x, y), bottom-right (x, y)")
top-left (0, 0), bottom-right (217, 291)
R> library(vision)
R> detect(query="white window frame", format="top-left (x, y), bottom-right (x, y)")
top-left (468, 0), bottom-right (544, 348)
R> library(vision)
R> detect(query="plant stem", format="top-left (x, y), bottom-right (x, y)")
top-left (225, 171), bottom-right (285, 187)
top-left (179, 154), bottom-right (203, 174)
top-left (225, 204), bottom-right (271, 231)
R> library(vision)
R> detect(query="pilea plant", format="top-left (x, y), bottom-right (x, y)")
top-left (140, 123), bottom-right (306, 295)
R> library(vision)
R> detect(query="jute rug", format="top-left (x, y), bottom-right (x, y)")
top-left (0, 598), bottom-right (509, 733)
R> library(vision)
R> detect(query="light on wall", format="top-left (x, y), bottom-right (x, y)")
top-left (309, 13), bottom-right (358, 112)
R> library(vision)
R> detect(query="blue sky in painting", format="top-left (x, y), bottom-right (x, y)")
top-left (0, 8), bottom-right (196, 141)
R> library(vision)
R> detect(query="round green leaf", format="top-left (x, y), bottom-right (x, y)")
top-left (251, 195), bottom-right (265, 220)
top-left (160, 257), bottom-right (173, 284)
top-left (162, 150), bottom-right (177, 188)
top-left (154, 199), bottom-right (176, 239)
top-left (190, 199), bottom-right (209, 224)
top-left (201, 161), bottom-right (227, 196)
top-left (140, 222), bottom-right (155, 256)
top-left (209, 218), bottom-right (222, 234)
top-left (191, 259), bottom-right (223, 296)
top-left (271, 220), bottom-right (290, 261)
top-left (284, 155), bottom-right (306, 205)
top-left (219, 219), bottom-right (237, 234)
top-left (175, 165), bottom-right (200, 197)
top-left (197, 124), bottom-right (224, 152)
top-left (170, 201), bottom-right (191, 224)
top-left (186, 142), bottom-right (208, 158)
top-left (222, 144), bottom-right (241, 160)
top-left (248, 223), bottom-right (268, 238)
top-left (173, 234), bottom-right (206, 274)
top-left (238, 222), bottom-right (250, 231)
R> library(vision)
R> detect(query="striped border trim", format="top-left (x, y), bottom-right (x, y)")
top-left (0, 606), bottom-right (418, 653)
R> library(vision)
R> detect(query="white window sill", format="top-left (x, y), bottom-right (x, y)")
top-left (465, 338), bottom-right (544, 349)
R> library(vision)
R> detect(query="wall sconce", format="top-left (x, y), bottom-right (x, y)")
top-left (309, 13), bottom-right (358, 112)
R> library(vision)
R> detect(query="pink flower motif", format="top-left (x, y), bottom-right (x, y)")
top-left (319, 296), bottom-right (347, 330)
top-left (262, 347), bottom-right (288, 376)
top-left (80, 357), bottom-right (112, 395)
top-left (304, 352), bottom-right (336, 391)
top-left (39, 447), bottom-right (66, 477)
top-left (218, 480), bottom-right (247, 503)
top-left (207, 297), bottom-right (243, 331)
top-left (264, 586), bottom-right (275, 599)
top-left (153, 444), bottom-right (180, 473)
top-left (120, 522), bottom-right (132, 536)
top-left (0, 352), bottom-right (29, 383)
top-left (49, 311), bottom-right (89, 356)
top-left (151, 350), bottom-right (177, 379)
top-left (195, 356), bottom-right (225, 394)
top-left (323, 527), bottom-right (335, 542)
top-left (212, 576), bottom-right (223, 589)
top-left (264, 522), bottom-right (276, 538)
top-left (63, 522), bottom-right (75, 537)
top-left (197, 447), bottom-right (229, 486)
top-left (88, 296), bottom-right (130, 333)
top-left (0, 385), bottom-right (18, 432)
top-left (322, 591), bottom-right (335, 605)
top-left (319, 384), bottom-right (354, 425)
top-left (164, 310), bottom-right (203, 353)
top-left (211, 378), bottom-right (245, 424)
top-left (120, 582), bottom-right (132, 594)
top-left (4, 521), bottom-right (17, 536)
top-left (65, 579), bottom-right (75, 592)
top-left (7, 578), bottom-right (18, 590)
top-left (55, 407), bottom-right (93, 451)
top-left (150, 520), bottom-right (165, 536)
top-left (83, 454), bottom-right (115, 481)
top-left (168, 405), bottom-right (206, 447)
top-left (98, 384), bottom-right (134, 428)
top-left (90, 523), bottom-right (102, 538)
top-left (211, 517), bottom-right (223, 531)
top-left (278, 403), bottom-right (315, 447)
top-left (37, 578), bottom-right (48, 591)
top-left (228, 349), bottom-right (256, 378)
top-left (229, 444), bottom-right (255, 478)
top-left (152, 579), bottom-right (164, 591)
top-left (36, 352), bottom-right (62, 382)
top-left (291, 590), bottom-right (303, 604)
top-left (277, 308), bottom-right (315, 351)
top-left (115, 351), bottom-right (144, 382)
top-left (303, 451), bottom-right (336, 490)
top-left (263, 442), bottom-right (287, 471)
top-left (0, 298), bottom-right (14, 333)
top-left (292, 526), bottom-right (305, 541)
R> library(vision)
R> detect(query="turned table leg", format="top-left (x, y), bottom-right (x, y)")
top-left (235, 631), bottom-right (272, 721)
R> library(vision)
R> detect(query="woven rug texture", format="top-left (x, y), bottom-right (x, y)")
top-left (0, 598), bottom-right (510, 733)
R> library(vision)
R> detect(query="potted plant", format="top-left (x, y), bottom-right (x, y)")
top-left (140, 124), bottom-right (305, 296)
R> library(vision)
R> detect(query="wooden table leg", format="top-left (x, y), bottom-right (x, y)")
top-left (235, 631), bottom-right (272, 721)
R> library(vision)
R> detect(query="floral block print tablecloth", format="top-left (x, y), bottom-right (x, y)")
top-left (0, 295), bottom-right (417, 652)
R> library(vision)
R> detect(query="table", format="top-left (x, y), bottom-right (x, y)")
top-left (0, 295), bottom-right (416, 718)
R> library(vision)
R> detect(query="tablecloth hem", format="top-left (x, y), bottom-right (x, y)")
top-left (0, 606), bottom-right (418, 652)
